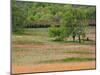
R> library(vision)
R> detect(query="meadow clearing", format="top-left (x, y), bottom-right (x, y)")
top-left (12, 26), bottom-right (96, 74)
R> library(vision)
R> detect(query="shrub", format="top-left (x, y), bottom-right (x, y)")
top-left (48, 25), bottom-right (67, 41)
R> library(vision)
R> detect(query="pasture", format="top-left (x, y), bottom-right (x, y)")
top-left (12, 26), bottom-right (96, 65)
top-left (12, 26), bottom-right (96, 74)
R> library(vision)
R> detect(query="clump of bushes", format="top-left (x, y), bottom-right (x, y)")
top-left (48, 25), bottom-right (67, 41)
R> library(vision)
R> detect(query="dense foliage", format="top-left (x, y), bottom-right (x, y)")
top-left (12, 0), bottom-right (96, 42)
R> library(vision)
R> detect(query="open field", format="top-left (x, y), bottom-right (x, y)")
top-left (12, 26), bottom-right (96, 74)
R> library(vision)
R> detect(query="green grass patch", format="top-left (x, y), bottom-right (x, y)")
top-left (63, 57), bottom-right (95, 62)
top-left (12, 39), bottom-right (44, 44)
top-left (65, 51), bottom-right (94, 54)
top-left (12, 27), bottom-right (96, 45)
top-left (13, 29), bottom-right (26, 35)
top-left (13, 28), bottom-right (49, 36)
top-left (37, 57), bottom-right (95, 64)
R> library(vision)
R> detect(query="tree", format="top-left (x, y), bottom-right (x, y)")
top-left (48, 5), bottom-right (89, 43)
top-left (12, 1), bottom-right (95, 40)
top-left (61, 5), bottom-right (89, 43)
top-left (12, 0), bottom-right (28, 32)
top-left (75, 7), bottom-right (88, 43)
top-left (48, 25), bottom-right (64, 41)
top-left (60, 5), bottom-right (77, 41)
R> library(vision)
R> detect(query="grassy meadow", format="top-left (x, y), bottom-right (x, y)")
top-left (12, 26), bottom-right (96, 65)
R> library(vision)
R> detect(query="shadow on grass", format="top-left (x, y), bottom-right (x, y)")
top-left (64, 51), bottom-right (94, 54)
top-left (37, 57), bottom-right (95, 64)
top-left (50, 39), bottom-right (96, 45)
top-left (63, 58), bottom-right (95, 62)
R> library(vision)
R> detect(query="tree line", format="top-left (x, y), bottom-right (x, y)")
top-left (12, 0), bottom-right (96, 43)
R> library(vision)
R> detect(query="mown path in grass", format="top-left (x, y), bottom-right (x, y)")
top-left (12, 61), bottom-right (95, 74)
top-left (13, 44), bottom-right (95, 50)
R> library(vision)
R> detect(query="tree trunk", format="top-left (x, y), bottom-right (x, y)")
top-left (79, 35), bottom-right (81, 43)
top-left (73, 35), bottom-right (75, 42)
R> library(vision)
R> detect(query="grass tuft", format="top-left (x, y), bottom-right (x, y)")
top-left (63, 58), bottom-right (95, 62)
